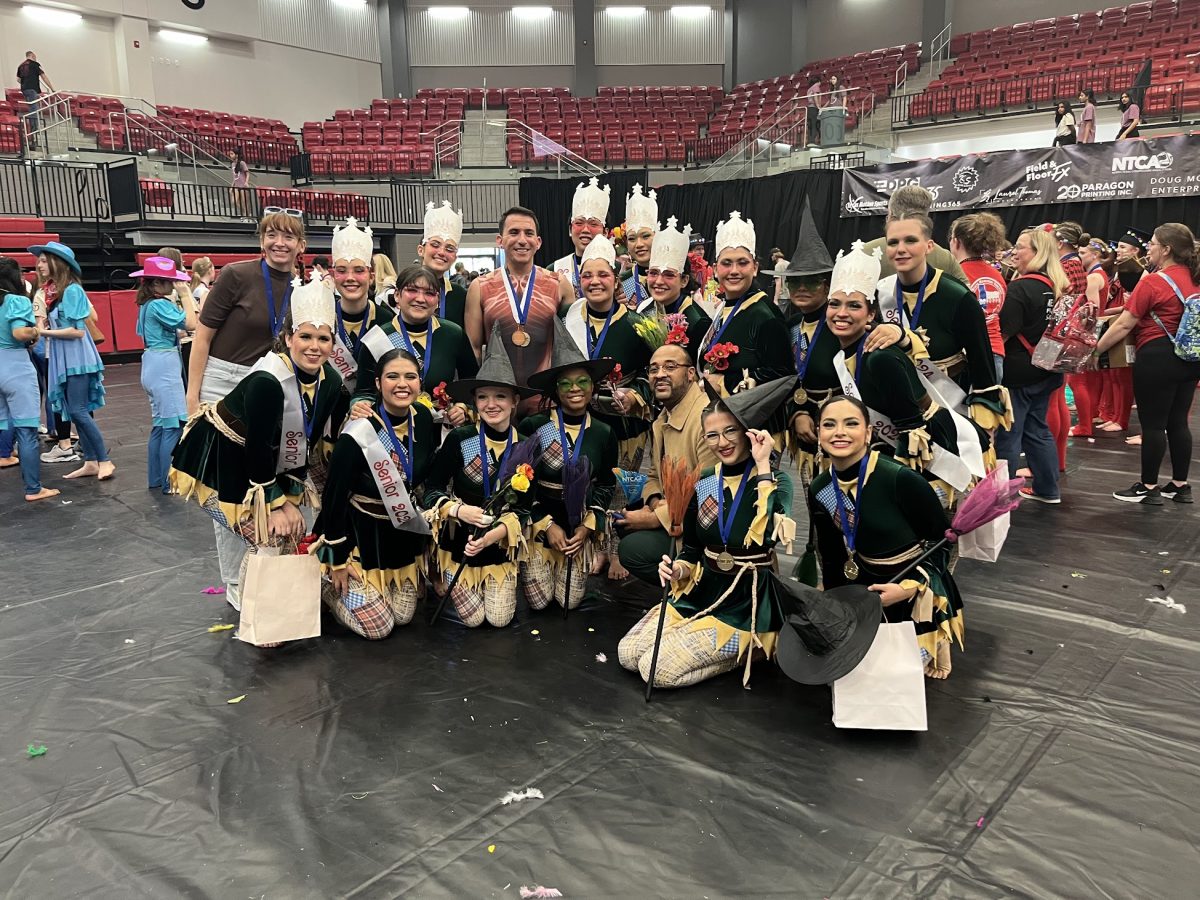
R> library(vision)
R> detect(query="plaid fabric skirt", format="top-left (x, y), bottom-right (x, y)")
top-left (519, 541), bottom-right (591, 611)
top-left (445, 568), bottom-right (518, 628)
top-left (320, 572), bottom-right (418, 639)
top-left (618, 605), bottom-right (743, 689)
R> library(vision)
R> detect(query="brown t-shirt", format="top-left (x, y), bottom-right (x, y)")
top-left (200, 259), bottom-right (292, 366)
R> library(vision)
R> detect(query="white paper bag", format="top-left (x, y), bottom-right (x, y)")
top-left (832, 621), bottom-right (927, 731)
top-left (238, 550), bottom-right (322, 646)
top-left (957, 511), bottom-right (1010, 562)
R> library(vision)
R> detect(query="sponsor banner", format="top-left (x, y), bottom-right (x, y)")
top-left (840, 134), bottom-right (1200, 215)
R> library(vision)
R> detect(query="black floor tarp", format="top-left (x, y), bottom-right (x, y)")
top-left (2, 365), bottom-right (1198, 898)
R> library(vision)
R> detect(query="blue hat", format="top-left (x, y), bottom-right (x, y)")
top-left (27, 241), bottom-right (81, 275)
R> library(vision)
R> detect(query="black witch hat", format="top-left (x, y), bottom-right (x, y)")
top-left (782, 199), bottom-right (835, 278)
top-left (723, 375), bottom-right (797, 430)
top-left (1117, 226), bottom-right (1151, 250)
top-left (526, 314), bottom-right (617, 395)
top-left (447, 323), bottom-right (537, 403)
top-left (774, 578), bottom-right (883, 685)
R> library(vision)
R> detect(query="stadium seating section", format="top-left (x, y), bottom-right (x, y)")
top-left (909, 0), bottom-right (1200, 122)
top-left (0, 216), bottom-right (59, 273)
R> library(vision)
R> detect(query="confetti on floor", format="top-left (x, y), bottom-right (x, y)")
top-left (124, 639), bottom-right (136, 644)
top-left (201, 586), bottom-right (226, 595)
top-left (520, 886), bottom-right (563, 898)
top-left (1147, 597), bottom-right (1187, 613)
top-left (207, 623), bottom-right (236, 633)
top-left (26, 744), bottom-right (47, 758)
top-left (227, 695), bottom-right (247, 704)
top-left (499, 787), bottom-right (544, 805)
top-left (432, 784), bottom-right (444, 793)
top-left (530, 629), bottom-right (540, 636)
top-left (595, 653), bottom-right (607, 663)
top-left (487, 844), bottom-right (496, 854)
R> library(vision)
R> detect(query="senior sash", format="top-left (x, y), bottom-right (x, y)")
top-left (251, 352), bottom-right (308, 474)
top-left (875, 274), bottom-right (970, 412)
top-left (343, 417), bottom-right (431, 534)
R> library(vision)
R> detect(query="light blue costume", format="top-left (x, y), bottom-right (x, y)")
top-left (46, 283), bottom-right (109, 463)
top-left (137, 297), bottom-right (188, 491)
top-left (0, 293), bottom-right (47, 494)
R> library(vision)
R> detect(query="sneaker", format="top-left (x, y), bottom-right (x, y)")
top-left (1019, 487), bottom-right (1061, 504)
top-left (41, 444), bottom-right (81, 463)
top-left (1160, 483), bottom-right (1193, 504)
top-left (1113, 483), bottom-right (1163, 505)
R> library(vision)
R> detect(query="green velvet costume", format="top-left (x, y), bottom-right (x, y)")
top-left (352, 314), bottom-right (479, 404)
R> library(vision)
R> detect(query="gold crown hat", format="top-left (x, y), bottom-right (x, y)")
top-left (571, 176), bottom-right (611, 222)
top-left (649, 216), bottom-right (692, 272)
top-left (624, 183), bottom-right (659, 233)
top-left (288, 271), bottom-right (337, 332)
top-left (579, 233), bottom-right (617, 269)
top-left (331, 216), bottom-right (374, 266)
top-left (829, 239), bottom-right (883, 299)
top-left (423, 200), bottom-right (463, 244)
top-left (714, 210), bottom-right (757, 257)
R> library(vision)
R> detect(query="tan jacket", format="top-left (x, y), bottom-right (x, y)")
top-left (643, 381), bottom-right (720, 530)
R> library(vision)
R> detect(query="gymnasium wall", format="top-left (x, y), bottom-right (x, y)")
top-left (950, 0), bottom-right (1112, 35)
top-left (803, 0), bottom-right (924, 63)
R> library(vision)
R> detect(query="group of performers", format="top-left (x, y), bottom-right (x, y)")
top-left (168, 177), bottom-right (1026, 691)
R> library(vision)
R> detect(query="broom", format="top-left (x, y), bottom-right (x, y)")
top-left (644, 456), bottom-right (702, 702)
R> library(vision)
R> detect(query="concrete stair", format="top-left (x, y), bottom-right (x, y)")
top-left (459, 110), bottom-right (509, 168)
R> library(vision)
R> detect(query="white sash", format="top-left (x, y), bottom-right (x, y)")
top-left (636, 295), bottom-right (655, 315)
top-left (553, 254), bottom-right (579, 295)
top-left (343, 417), bottom-right (431, 534)
top-left (361, 324), bottom-right (399, 365)
top-left (328, 332), bottom-right (358, 388)
top-left (564, 298), bottom-right (590, 356)
top-left (833, 351), bottom-right (902, 448)
top-left (876, 274), bottom-right (970, 412)
top-left (251, 353), bottom-right (308, 473)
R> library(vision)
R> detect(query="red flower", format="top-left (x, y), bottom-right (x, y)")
top-left (703, 341), bottom-right (739, 373)
top-left (431, 381), bottom-right (451, 410)
top-left (606, 363), bottom-right (624, 386)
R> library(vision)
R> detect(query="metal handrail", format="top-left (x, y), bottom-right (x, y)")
top-left (488, 119), bottom-right (606, 177)
top-left (930, 22), bottom-right (953, 76)
top-left (895, 59), bottom-right (909, 94)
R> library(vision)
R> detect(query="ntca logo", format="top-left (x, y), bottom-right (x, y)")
top-left (1111, 151), bottom-right (1173, 173)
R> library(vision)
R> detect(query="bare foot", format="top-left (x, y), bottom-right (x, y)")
top-left (25, 487), bottom-right (60, 502)
top-left (607, 558), bottom-right (630, 581)
top-left (64, 462), bottom-right (99, 479)
top-left (925, 666), bottom-right (951, 680)
top-left (1126, 435), bottom-right (1142, 446)
top-left (1099, 422), bottom-right (1124, 432)
top-left (590, 551), bottom-right (609, 576)
top-left (0, 456), bottom-right (19, 468)
top-left (1015, 467), bottom-right (1032, 478)
top-left (97, 461), bottom-right (117, 480)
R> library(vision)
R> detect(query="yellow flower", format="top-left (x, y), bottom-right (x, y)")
top-left (415, 392), bottom-right (434, 409)
top-left (511, 472), bottom-right (531, 493)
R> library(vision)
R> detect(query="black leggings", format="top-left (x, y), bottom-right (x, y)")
top-left (1132, 337), bottom-right (1200, 484)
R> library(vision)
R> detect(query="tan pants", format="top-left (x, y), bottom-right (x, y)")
top-left (618, 606), bottom-right (742, 689)
top-left (450, 570), bottom-right (518, 628)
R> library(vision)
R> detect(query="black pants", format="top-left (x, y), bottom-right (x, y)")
top-left (1132, 337), bottom-right (1200, 484)
top-left (806, 106), bottom-right (820, 145)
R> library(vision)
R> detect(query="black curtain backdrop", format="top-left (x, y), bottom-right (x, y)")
top-left (519, 168), bottom-right (1197, 269)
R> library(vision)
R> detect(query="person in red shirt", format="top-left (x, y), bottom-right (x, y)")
top-left (1066, 234), bottom-right (1112, 438)
top-left (949, 212), bottom-right (1008, 381)
top-left (1096, 251), bottom-right (1133, 433)
top-left (1095, 223), bottom-right (1200, 505)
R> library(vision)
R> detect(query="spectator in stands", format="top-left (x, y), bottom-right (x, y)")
top-left (15, 51), bottom-right (54, 149)
top-left (310, 255), bottom-right (331, 280)
top-left (372, 252), bottom-right (397, 308)
top-left (948, 212), bottom-right (1009, 381)
top-left (861, 184), bottom-right (967, 283)
top-left (1116, 92), bottom-right (1141, 139)
top-left (1052, 101), bottom-right (1077, 146)
top-left (417, 201), bottom-right (467, 327)
top-left (554, 178), bottom-right (609, 299)
top-left (1095, 223), bottom-right (1200, 506)
top-left (186, 210), bottom-right (306, 609)
top-left (190, 256), bottom-right (214, 309)
top-left (996, 226), bottom-right (1067, 504)
top-left (826, 73), bottom-right (847, 108)
top-left (806, 74), bottom-right (823, 146)
top-left (228, 148), bottom-right (251, 220)
top-left (1077, 89), bottom-right (1097, 143)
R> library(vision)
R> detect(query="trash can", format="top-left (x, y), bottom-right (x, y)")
top-left (818, 106), bottom-right (847, 145)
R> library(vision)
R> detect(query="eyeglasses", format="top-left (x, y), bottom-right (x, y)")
top-left (646, 268), bottom-right (680, 280)
top-left (648, 362), bottom-right (687, 376)
top-left (263, 206), bottom-right (303, 218)
top-left (401, 285), bottom-right (439, 300)
top-left (557, 376), bottom-right (593, 392)
top-left (787, 276), bottom-right (828, 290)
top-left (703, 426), bottom-right (743, 445)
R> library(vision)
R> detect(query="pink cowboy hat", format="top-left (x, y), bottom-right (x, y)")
top-left (130, 255), bottom-right (189, 281)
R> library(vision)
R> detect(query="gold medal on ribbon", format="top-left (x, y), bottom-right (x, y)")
top-left (843, 558), bottom-right (859, 580)
top-left (511, 325), bottom-right (531, 347)
top-left (716, 550), bottom-right (735, 572)
top-left (793, 387), bottom-right (808, 405)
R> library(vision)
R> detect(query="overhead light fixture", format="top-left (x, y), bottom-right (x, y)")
top-left (670, 5), bottom-right (710, 18)
top-left (160, 29), bottom-right (209, 45)
top-left (512, 6), bottom-right (553, 19)
top-left (605, 6), bottom-right (646, 17)
top-left (22, 5), bottom-right (82, 26)
top-left (429, 6), bottom-right (471, 19)
top-left (332, 0), bottom-right (367, 7)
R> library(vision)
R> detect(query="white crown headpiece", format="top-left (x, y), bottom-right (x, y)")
top-left (571, 176), bottom-right (610, 222)
top-left (714, 210), bottom-right (756, 257)
top-left (649, 216), bottom-right (691, 272)
top-left (624, 183), bottom-right (659, 233)
top-left (331, 216), bottom-right (373, 266)
top-left (423, 200), bottom-right (463, 244)
top-left (829, 240), bottom-right (883, 299)
top-left (579, 233), bottom-right (617, 269)
top-left (289, 271), bottom-right (337, 332)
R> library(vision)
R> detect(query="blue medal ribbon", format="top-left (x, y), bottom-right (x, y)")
top-left (704, 296), bottom-right (747, 356)
top-left (395, 315), bottom-right (433, 382)
top-left (585, 303), bottom-right (616, 359)
top-left (479, 424), bottom-right (514, 499)
top-left (896, 266), bottom-right (932, 330)
top-left (378, 404), bottom-right (414, 484)
top-left (296, 373), bottom-right (320, 441)
top-left (262, 260), bottom-right (293, 338)
top-left (335, 302), bottom-right (368, 356)
top-left (556, 410), bottom-right (586, 467)
top-left (504, 267), bottom-right (536, 328)
top-left (795, 318), bottom-right (824, 380)
top-left (716, 465), bottom-right (753, 550)
top-left (572, 255), bottom-right (582, 297)
top-left (832, 457), bottom-right (869, 563)
top-left (631, 265), bottom-right (645, 304)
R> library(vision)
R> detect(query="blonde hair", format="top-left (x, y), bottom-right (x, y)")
top-left (190, 256), bottom-right (214, 293)
top-left (1019, 227), bottom-right (1070, 296)
top-left (372, 252), bottom-right (397, 295)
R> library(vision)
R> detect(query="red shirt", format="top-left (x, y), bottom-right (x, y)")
top-left (959, 258), bottom-right (1007, 357)
top-left (1126, 263), bottom-right (1196, 350)
top-left (1060, 253), bottom-right (1088, 298)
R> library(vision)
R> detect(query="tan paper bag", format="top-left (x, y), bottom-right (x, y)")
top-left (238, 550), bottom-right (322, 646)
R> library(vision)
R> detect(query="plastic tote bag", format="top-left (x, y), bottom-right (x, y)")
top-left (832, 621), bottom-right (927, 731)
top-left (238, 548), bottom-right (322, 646)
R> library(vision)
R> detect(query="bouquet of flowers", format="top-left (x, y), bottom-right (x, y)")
top-left (605, 362), bottom-right (625, 388)
top-left (664, 312), bottom-right (689, 346)
top-left (633, 316), bottom-right (666, 350)
top-left (432, 382), bottom-right (451, 410)
top-left (704, 341), bottom-right (739, 373)
top-left (608, 225), bottom-right (628, 258)
top-left (417, 381), bottom-right (453, 423)
top-left (687, 248), bottom-right (711, 289)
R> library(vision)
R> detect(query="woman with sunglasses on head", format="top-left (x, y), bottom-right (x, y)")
top-left (636, 217), bottom-right (711, 363)
top-left (879, 212), bottom-right (1011, 435)
top-left (809, 395), bottom-right (962, 679)
top-left (0, 256), bottom-right (57, 502)
top-left (32, 241), bottom-right (114, 482)
top-left (517, 318), bottom-right (619, 612)
top-left (829, 242), bottom-right (989, 509)
top-left (618, 377), bottom-right (796, 690)
top-left (423, 328), bottom-right (535, 628)
top-left (351, 264), bottom-right (478, 430)
top-left (170, 276), bottom-right (348, 606)
top-left (312, 348), bottom-right (437, 638)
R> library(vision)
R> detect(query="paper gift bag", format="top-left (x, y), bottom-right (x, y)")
top-left (832, 621), bottom-right (927, 731)
top-left (958, 511), bottom-right (1010, 562)
top-left (238, 549), bottom-right (322, 646)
